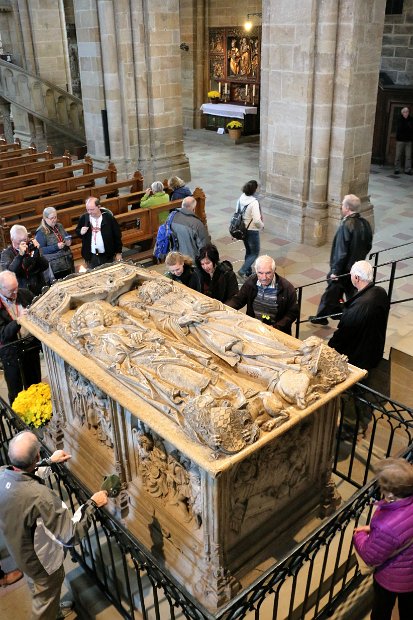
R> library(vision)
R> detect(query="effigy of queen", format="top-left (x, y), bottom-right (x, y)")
top-left (22, 263), bottom-right (365, 610)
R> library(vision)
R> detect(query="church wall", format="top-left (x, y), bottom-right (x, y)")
top-left (381, 0), bottom-right (413, 85)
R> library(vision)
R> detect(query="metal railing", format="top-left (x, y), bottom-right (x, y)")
top-left (1, 385), bottom-right (412, 620)
top-left (294, 251), bottom-right (413, 338)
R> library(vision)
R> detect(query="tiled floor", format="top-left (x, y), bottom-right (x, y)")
top-left (1, 129), bottom-right (412, 618)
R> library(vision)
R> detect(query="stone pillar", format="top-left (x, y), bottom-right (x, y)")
top-left (73, 0), bottom-right (189, 181)
top-left (0, 99), bottom-right (14, 143)
top-left (260, 0), bottom-right (386, 245)
top-left (10, 103), bottom-right (33, 147)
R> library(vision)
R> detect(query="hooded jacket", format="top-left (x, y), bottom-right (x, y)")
top-left (353, 495), bottom-right (413, 593)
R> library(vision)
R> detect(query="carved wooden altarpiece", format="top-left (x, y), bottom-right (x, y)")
top-left (21, 264), bottom-right (365, 611)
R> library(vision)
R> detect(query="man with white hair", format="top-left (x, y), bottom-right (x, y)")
top-left (311, 194), bottom-right (372, 325)
top-left (227, 254), bottom-right (299, 335)
top-left (328, 260), bottom-right (390, 371)
top-left (0, 431), bottom-right (108, 619)
top-left (394, 106), bottom-right (413, 175)
top-left (0, 270), bottom-right (41, 404)
top-left (0, 224), bottom-right (48, 296)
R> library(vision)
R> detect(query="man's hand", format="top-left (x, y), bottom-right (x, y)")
top-left (57, 242), bottom-right (65, 250)
top-left (19, 241), bottom-right (28, 256)
top-left (80, 226), bottom-right (89, 235)
top-left (354, 525), bottom-right (371, 534)
top-left (329, 273), bottom-right (339, 281)
top-left (50, 450), bottom-right (72, 464)
top-left (31, 238), bottom-right (40, 249)
top-left (91, 490), bottom-right (108, 507)
top-left (115, 253), bottom-right (122, 262)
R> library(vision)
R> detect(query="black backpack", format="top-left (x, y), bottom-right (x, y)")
top-left (229, 200), bottom-right (251, 240)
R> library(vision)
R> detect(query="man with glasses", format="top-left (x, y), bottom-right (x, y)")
top-left (227, 254), bottom-right (299, 335)
top-left (0, 270), bottom-right (41, 404)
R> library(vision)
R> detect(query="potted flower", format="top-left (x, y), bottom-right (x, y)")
top-left (12, 382), bottom-right (53, 432)
top-left (226, 120), bottom-right (243, 140)
top-left (208, 90), bottom-right (221, 103)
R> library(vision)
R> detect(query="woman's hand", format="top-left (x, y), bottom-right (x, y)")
top-left (354, 525), bottom-right (371, 534)
top-left (57, 241), bottom-right (65, 250)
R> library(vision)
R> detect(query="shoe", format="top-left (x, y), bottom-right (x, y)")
top-left (310, 316), bottom-right (328, 325)
top-left (237, 270), bottom-right (247, 282)
top-left (394, 169), bottom-right (400, 174)
top-left (0, 569), bottom-right (24, 587)
top-left (57, 600), bottom-right (74, 619)
top-left (405, 169), bottom-right (412, 175)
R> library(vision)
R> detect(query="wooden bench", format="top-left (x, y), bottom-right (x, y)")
top-left (0, 171), bottom-right (144, 226)
top-left (0, 187), bottom-right (206, 261)
top-left (0, 145), bottom-right (36, 161)
top-left (0, 141), bottom-right (22, 154)
top-left (0, 162), bottom-right (118, 206)
top-left (0, 150), bottom-right (64, 178)
top-left (0, 156), bottom-right (93, 192)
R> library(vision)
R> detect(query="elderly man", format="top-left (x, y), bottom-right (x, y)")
top-left (75, 196), bottom-right (122, 268)
top-left (394, 106), bottom-right (413, 175)
top-left (0, 431), bottom-right (108, 619)
top-left (0, 271), bottom-right (41, 404)
top-left (227, 255), bottom-right (299, 334)
top-left (0, 224), bottom-right (48, 296)
top-left (170, 196), bottom-right (210, 259)
top-left (329, 260), bottom-right (390, 437)
top-left (311, 194), bottom-right (372, 325)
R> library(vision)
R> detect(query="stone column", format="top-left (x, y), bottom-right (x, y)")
top-left (260, 0), bottom-right (386, 245)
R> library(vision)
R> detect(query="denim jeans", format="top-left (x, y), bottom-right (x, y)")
top-left (239, 230), bottom-right (260, 276)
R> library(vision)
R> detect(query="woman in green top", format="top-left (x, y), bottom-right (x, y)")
top-left (140, 181), bottom-right (170, 223)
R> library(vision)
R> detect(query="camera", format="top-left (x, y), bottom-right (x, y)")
top-left (27, 241), bottom-right (35, 253)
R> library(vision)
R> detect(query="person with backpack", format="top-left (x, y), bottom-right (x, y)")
top-left (164, 251), bottom-right (201, 291)
top-left (169, 196), bottom-right (209, 259)
top-left (196, 244), bottom-right (238, 304)
top-left (236, 180), bottom-right (264, 281)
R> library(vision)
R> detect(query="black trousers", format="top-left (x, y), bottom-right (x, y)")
top-left (316, 273), bottom-right (355, 318)
top-left (2, 344), bottom-right (42, 405)
top-left (371, 580), bottom-right (413, 620)
top-left (86, 253), bottom-right (114, 269)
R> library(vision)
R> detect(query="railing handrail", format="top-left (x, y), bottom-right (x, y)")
top-left (369, 240), bottom-right (413, 260)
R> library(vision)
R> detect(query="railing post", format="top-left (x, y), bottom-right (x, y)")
top-left (295, 286), bottom-right (303, 339)
top-left (387, 261), bottom-right (397, 303)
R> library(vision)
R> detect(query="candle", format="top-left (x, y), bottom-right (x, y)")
top-left (245, 84), bottom-right (249, 97)
top-left (252, 84), bottom-right (256, 97)
top-left (219, 82), bottom-right (221, 95)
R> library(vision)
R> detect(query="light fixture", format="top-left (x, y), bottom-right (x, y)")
top-left (244, 12), bottom-right (262, 32)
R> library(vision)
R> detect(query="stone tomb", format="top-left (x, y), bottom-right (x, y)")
top-left (22, 263), bottom-right (365, 611)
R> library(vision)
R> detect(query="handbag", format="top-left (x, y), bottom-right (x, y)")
top-left (354, 534), bottom-right (413, 576)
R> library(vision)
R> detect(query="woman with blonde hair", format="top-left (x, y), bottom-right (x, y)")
top-left (164, 251), bottom-right (200, 291)
top-left (35, 207), bottom-right (74, 281)
top-left (353, 457), bottom-right (413, 619)
top-left (168, 176), bottom-right (192, 202)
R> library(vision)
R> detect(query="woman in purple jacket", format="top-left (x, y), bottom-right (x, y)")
top-left (353, 457), bottom-right (413, 620)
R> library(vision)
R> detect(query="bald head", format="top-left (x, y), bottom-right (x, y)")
top-left (8, 431), bottom-right (40, 471)
top-left (0, 271), bottom-right (18, 301)
top-left (182, 196), bottom-right (196, 212)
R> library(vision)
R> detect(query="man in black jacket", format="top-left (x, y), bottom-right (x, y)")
top-left (328, 260), bottom-right (390, 436)
top-left (76, 196), bottom-right (122, 268)
top-left (0, 224), bottom-right (48, 296)
top-left (0, 271), bottom-right (41, 404)
top-left (311, 194), bottom-right (372, 325)
top-left (227, 255), bottom-right (299, 335)
top-left (394, 106), bottom-right (413, 175)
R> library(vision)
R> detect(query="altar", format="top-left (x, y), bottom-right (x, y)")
top-left (22, 264), bottom-right (365, 612)
top-left (200, 102), bottom-right (259, 135)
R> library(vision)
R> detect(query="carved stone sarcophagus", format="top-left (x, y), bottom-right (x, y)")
top-left (22, 263), bottom-right (365, 611)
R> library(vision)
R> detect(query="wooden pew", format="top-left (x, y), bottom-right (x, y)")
top-left (0, 144), bottom-right (36, 161)
top-left (0, 171), bottom-right (144, 225)
top-left (0, 187), bottom-right (206, 262)
top-left (0, 153), bottom-right (71, 180)
top-left (0, 162), bottom-right (117, 206)
top-left (0, 156), bottom-right (93, 192)
top-left (0, 148), bottom-right (57, 175)
top-left (0, 141), bottom-right (22, 154)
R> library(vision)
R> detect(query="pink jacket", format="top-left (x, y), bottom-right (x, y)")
top-left (353, 495), bottom-right (413, 592)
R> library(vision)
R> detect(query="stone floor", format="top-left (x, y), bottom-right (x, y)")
top-left (1, 128), bottom-right (412, 618)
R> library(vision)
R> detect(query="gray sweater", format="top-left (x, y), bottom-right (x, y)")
top-left (170, 207), bottom-right (209, 259)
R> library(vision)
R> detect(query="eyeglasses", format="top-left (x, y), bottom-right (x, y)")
top-left (0, 286), bottom-right (18, 296)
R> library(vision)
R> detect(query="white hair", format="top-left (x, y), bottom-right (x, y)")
top-left (10, 224), bottom-right (28, 240)
top-left (351, 260), bottom-right (373, 282)
top-left (151, 181), bottom-right (164, 193)
top-left (255, 255), bottom-right (276, 272)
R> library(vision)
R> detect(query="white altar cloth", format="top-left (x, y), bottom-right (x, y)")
top-left (200, 103), bottom-right (257, 118)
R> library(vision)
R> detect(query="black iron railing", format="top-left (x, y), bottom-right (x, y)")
top-left (1, 387), bottom-right (412, 620)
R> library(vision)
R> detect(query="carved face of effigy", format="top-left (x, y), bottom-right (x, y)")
top-left (137, 280), bottom-right (174, 304)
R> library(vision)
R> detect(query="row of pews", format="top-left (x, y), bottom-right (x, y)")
top-left (0, 137), bottom-right (206, 263)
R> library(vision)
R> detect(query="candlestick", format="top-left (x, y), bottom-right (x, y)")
top-left (219, 82), bottom-right (221, 95)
